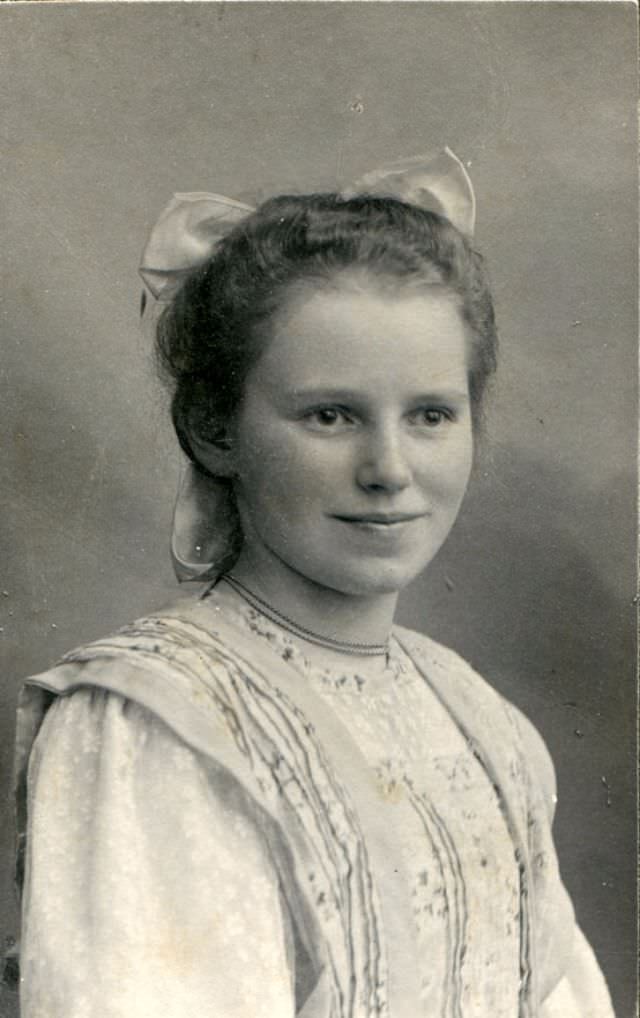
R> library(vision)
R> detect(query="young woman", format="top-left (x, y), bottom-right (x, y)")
top-left (11, 150), bottom-right (614, 1017)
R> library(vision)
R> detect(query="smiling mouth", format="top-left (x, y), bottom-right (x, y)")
top-left (333, 513), bottom-right (427, 526)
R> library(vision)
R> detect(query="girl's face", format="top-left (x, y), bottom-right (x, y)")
top-left (226, 277), bottom-right (473, 599)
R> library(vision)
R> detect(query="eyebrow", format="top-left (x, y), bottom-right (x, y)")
top-left (288, 387), bottom-right (470, 403)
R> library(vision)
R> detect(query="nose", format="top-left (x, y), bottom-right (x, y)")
top-left (355, 423), bottom-right (413, 494)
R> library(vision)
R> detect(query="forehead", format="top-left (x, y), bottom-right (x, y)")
top-left (254, 279), bottom-right (470, 394)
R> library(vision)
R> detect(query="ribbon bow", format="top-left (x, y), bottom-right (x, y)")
top-left (139, 147), bottom-right (476, 581)
top-left (140, 148), bottom-right (475, 304)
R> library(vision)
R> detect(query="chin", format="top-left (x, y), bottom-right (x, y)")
top-left (326, 559), bottom-right (429, 598)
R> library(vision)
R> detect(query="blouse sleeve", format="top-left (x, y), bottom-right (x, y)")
top-left (511, 707), bottom-right (616, 1018)
top-left (19, 687), bottom-right (296, 1018)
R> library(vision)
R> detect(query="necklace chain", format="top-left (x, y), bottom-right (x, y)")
top-left (221, 574), bottom-right (391, 657)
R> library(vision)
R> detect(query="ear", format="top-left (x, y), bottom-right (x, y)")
top-left (187, 424), bottom-right (237, 478)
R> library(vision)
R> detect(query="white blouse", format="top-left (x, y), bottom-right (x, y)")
top-left (18, 597), bottom-right (615, 1018)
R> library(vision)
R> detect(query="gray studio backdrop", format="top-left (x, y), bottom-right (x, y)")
top-left (0, 3), bottom-right (636, 1016)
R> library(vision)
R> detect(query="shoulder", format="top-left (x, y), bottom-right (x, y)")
top-left (20, 590), bottom-right (258, 785)
top-left (393, 623), bottom-right (557, 809)
top-left (393, 622), bottom-right (508, 714)
top-left (29, 685), bottom-right (185, 773)
top-left (36, 589), bottom-right (225, 683)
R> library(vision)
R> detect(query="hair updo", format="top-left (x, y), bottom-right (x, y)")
top-left (155, 193), bottom-right (498, 462)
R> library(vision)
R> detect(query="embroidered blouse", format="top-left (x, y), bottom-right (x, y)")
top-left (13, 586), bottom-right (614, 1017)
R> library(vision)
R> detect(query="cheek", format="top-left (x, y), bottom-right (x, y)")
top-left (418, 431), bottom-right (473, 500)
top-left (453, 433), bottom-right (474, 486)
top-left (234, 427), bottom-right (342, 519)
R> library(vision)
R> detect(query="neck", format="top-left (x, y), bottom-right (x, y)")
top-left (229, 546), bottom-right (399, 647)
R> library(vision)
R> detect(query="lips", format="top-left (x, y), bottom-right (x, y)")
top-left (333, 512), bottom-right (427, 525)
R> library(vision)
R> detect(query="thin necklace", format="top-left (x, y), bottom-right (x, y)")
top-left (221, 574), bottom-right (391, 658)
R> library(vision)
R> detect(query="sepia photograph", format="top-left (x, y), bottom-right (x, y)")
top-left (0, 2), bottom-right (636, 1017)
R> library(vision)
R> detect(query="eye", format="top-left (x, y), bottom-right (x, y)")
top-left (409, 407), bottom-right (454, 428)
top-left (301, 406), bottom-right (355, 431)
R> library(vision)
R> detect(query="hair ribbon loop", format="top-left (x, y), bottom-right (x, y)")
top-left (140, 193), bottom-right (255, 301)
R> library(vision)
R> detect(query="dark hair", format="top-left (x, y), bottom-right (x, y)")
top-left (155, 193), bottom-right (498, 460)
